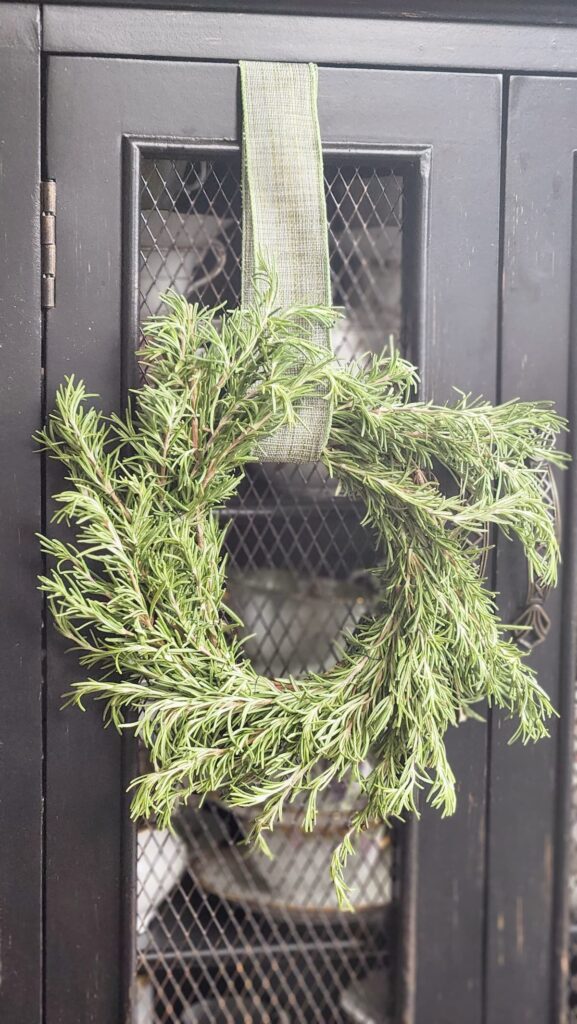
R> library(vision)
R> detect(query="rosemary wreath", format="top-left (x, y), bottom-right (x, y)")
top-left (39, 270), bottom-right (567, 907)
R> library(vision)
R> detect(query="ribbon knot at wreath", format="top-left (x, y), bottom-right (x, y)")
top-left (38, 271), bottom-right (567, 908)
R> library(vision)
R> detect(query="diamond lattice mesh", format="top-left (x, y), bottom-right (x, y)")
top-left (571, 931), bottom-right (577, 1023)
top-left (134, 155), bottom-right (408, 1024)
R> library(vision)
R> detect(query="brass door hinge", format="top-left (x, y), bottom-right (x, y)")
top-left (41, 180), bottom-right (56, 309)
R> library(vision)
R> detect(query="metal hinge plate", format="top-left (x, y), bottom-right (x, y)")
top-left (41, 180), bottom-right (56, 309)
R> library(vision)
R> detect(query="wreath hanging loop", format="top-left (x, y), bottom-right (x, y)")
top-left (38, 268), bottom-right (567, 908)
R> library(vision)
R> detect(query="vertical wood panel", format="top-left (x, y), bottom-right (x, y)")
top-left (44, 58), bottom-right (238, 1024)
top-left (398, 76), bottom-right (502, 1024)
top-left (0, 5), bottom-right (43, 1024)
top-left (487, 74), bottom-right (577, 1024)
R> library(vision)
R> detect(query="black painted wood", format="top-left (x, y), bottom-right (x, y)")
top-left (0, 5), bottom-right (43, 1024)
top-left (44, 58), bottom-right (235, 1024)
top-left (43, 7), bottom-right (577, 73)
top-left (404, 83), bottom-right (500, 1024)
top-left (0, 4), bottom-right (571, 1021)
top-left (44, 56), bottom-right (501, 1023)
top-left (486, 74), bottom-right (577, 1024)
top-left (38, 0), bottom-right (577, 28)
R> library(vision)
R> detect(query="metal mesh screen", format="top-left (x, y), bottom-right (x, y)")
top-left (570, 930), bottom-right (577, 1023)
top-left (133, 155), bottom-right (408, 1024)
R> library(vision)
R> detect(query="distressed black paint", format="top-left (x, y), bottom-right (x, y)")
top-left (486, 74), bottom-right (577, 1024)
top-left (42, 8), bottom-right (577, 74)
top-left (0, 5), bottom-right (573, 1024)
top-left (38, 0), bottom-right (577, 28)
top-left (0, 5), bottom-right (42, 1024)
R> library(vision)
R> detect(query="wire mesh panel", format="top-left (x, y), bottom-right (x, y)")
top-left (570, 930), bottom-right (577, 1022)
top-left (134, 154), bottom-right (409, 1024)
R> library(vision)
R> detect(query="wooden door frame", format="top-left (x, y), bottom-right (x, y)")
top-left (41, 6), bottom-right (577, 74)
top-left (36, 0), bottom-right (577, 28)
top-left (0, 5), bottom-right (43, 1024)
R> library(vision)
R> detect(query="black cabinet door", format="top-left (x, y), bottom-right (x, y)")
top-left (45, 58), bottom-right (501, 1024)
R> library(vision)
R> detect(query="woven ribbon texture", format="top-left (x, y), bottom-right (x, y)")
top-left (240, 60), bottom-right (333, 462)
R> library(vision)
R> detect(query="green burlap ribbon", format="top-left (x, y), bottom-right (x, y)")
top-left (240, 60), bottom-right (333, 463)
